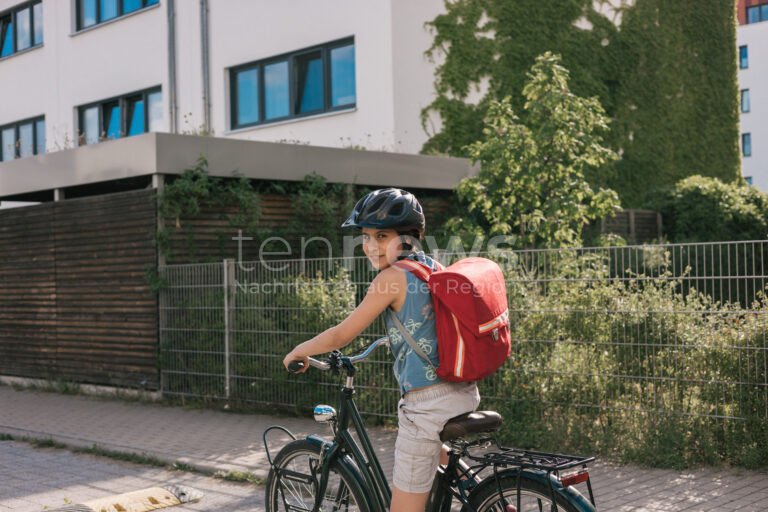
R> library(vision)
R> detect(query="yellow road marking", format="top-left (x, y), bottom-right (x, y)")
top-left (50, 486), bottom-right (203, 512)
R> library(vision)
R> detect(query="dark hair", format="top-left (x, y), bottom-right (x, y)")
top-left (395, 225), bottom-right (424, 257)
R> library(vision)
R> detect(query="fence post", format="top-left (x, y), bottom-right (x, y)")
top-left (223, 258), bottom-right (235, 401)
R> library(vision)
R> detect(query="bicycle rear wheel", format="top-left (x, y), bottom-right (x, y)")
top-left (265, 439), bottom-right (370, 512)
top-left (464, 473), bottom-right (588, 512)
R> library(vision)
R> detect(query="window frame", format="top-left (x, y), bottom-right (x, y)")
top-left (0, 115), bottom-right (45, 161)
top-left (0, 1), bottom-right (43, 60)
top-left (75, 0), bottom-right (159, 32)
top-left (741, 89), bottom-right (750, 113)
top-left (77, 86), bottom-right (161, 146)
top-left (746, 3), bottom-right (768, 23)
top-left (230, 36), bottom-right (355, 130)
top-left (739, 45), bottom-right (748, 69)
top-left (742, 133), bottom-right (752, 157)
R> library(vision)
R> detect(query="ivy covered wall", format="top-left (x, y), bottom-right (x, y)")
top-left (421, 0), bottom-right (741, 207)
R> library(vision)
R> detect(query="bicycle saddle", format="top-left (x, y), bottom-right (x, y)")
top-left (440, 411), bottom-right (503, 442)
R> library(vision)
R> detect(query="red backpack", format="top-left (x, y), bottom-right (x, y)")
top-left (388, 256), bottom-right (511, 382)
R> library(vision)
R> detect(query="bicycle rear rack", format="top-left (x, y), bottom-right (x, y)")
top-left (468, 444), bottom-right (595, 472)
top-left (458, 437), bottom-right (597, 510)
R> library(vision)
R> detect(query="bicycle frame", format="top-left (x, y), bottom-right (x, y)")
top-left (265, 339), bottom-right (597, 512)
top-left (309, 377), bottom-right (392, 511)
top-left (264, 344), bottom-right (394, 512)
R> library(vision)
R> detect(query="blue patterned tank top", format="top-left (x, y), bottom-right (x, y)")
top-left (384, 250), bottom-right (442, 395)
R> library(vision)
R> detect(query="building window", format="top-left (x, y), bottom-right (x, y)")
top-left (0, 116), bottom-right (44, 161)
top-left (76, 0), bottom-right (159, 31)
top-left (740, 46), bottom-right (748, 69)
top-left (745, 176), bottom-right (753, 185)
top-left (742, 133), bottom-right (752, 157)
top-left (746, 4), bottom-right (768, 23)
top-left (0, 1), bottom-right (43, 59)
top-left (78, 87), bottom-right (161, 145)
top-left (230, 37), bottom-right (356, 130)
top-left (741, 89), bottom-right (750, 113)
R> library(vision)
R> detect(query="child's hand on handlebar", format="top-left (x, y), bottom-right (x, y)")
top-left (283, 351), bottom-right (309, 373)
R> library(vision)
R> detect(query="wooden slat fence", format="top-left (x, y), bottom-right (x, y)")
top-left (0, 189), bottom-right (159, 388)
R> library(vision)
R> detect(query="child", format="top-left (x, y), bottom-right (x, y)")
top-left (283, 187), bottom-right (480, 512)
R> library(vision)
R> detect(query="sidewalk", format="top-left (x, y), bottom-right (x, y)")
top-left (2, 385), bottom-right (767, 511)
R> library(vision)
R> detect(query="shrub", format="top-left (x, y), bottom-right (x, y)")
top-left (648, 175), bottom-right (768, 243)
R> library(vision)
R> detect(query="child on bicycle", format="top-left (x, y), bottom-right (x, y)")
top-left (283, 187), bottom-right (481, 512)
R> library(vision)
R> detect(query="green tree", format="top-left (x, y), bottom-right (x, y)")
top-left (446, 52), bottom-right (621, 249)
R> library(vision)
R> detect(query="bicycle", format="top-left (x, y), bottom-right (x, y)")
top-left (263, 337), bottom-right (598, 512)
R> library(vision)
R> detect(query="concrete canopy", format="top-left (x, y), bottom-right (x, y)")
top-left (0, 133), bottom-right (479, 200)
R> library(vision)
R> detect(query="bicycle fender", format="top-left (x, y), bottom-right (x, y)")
top-left (468, 468), bottom-right (596, 512)
top-left (304, 435), bottom-right (377, 512)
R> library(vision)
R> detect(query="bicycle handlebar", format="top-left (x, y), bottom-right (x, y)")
top-left (287, 337), bottom-right (389, 373)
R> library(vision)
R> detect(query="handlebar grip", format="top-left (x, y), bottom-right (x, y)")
top-left (287, 360), bottom-right (305, 373)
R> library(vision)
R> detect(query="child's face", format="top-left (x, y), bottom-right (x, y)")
top-left (361, 227), bottom-right (403, 270)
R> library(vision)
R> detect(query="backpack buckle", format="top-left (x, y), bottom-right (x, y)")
top-left (492, 328), bottom-right (499, 342)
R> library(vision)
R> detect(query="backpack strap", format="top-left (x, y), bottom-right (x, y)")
top-left (392, 257), bottom-right (445, 281)
top-left (387, 307), bottom-right (437, 371)
top-left (387, 255), bottom-right (445, 368)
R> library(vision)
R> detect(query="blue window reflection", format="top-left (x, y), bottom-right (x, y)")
top-left (236, 68), bottom-right (259, 125)
top-left (264, 61), bottom-right (289, 120)
top-left (104, 103), bottom-right (120, 139)
top-left (331, 44), bottom-right (355, 107)
top-left (33, 3), bottom-right (42, 45)
top-left (83, 106), bottom-right (99, 145)
top-left (741, 90), bottom-right (750, 113)
top-left (742, 133), bottom-right (751, 157)
top-left (1, 18), bottom-right (14, 57)
top-left (128, 98), bottom-right (145, 136)
top-left (231, 40), bottom-right (355, 128)
top-left (763, 5), bottom-right (768, 21)
top-left (81, 0), bottom-right (97, 28)
top-left (18, 123), bottom-right (33, 158)
top-left (147, 91), bottom-right (162, 131)
top-left (124, 0), bottom-right (143, 13)
top-left (747, 6), bottom-right (759, 23)
top-left (146, 0), bottom-right (159, 5)
top-left (295, 52), bottom-right (323, 113)
top-left (1, 128), bottom-right (15, 161)
top-left (16, 7), bottom-right (30, 51)
top-left (35, 119), bottom-right (45, 154)
top-left (740, 46), bottom-right (748, 69)
top-left (100, 0), bottom-right (118, 21)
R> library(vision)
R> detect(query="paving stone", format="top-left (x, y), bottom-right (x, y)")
top-left (2, 385), bottom-right (767, 511)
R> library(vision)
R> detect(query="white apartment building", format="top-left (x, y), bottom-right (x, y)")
top-left (0, 0), bottom-right (449, 165)
top-left (738, 1), bottom-right (768, 190)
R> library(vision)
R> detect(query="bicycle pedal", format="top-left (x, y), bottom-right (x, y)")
top-left (505, 505), bottom-right (516, 512)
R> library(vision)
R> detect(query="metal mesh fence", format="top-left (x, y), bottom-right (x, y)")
top-left (159, 240), bottom-right (768, 422)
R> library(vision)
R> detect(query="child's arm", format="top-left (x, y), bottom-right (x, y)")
top-left (283, 265), bottom-right (405, 371)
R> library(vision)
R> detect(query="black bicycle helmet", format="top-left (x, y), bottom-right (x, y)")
top-left (341, 187), bottom-right (425, 233)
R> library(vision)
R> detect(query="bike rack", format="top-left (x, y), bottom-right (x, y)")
top-left (458, 436), bottom-right (597, 510)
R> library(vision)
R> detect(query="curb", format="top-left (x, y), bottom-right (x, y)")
top-left (0, 425), bottom-right (269, 480)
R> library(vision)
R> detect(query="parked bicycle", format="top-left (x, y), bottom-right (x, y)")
top-left (263, 337), bottom-right (597, 512)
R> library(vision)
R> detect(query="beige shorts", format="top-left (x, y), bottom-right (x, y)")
top-left (393, 381), bottom-right (481, 493)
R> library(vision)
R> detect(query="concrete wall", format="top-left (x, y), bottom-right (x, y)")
top-left (0, 0), bottom-right (448, 157)
top-left (0, 0), bottom-right (168, 150)
top-left (737, 21), bottom-right (768, 190)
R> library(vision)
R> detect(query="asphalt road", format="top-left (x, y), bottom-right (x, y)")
top-left (0, 439), bottom-right (265, 512)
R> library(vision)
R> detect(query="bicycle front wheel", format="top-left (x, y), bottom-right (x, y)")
top-left (265, 439), bottom-right (370, 512)
top-left (465, 473), bottom-right (589, 512)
